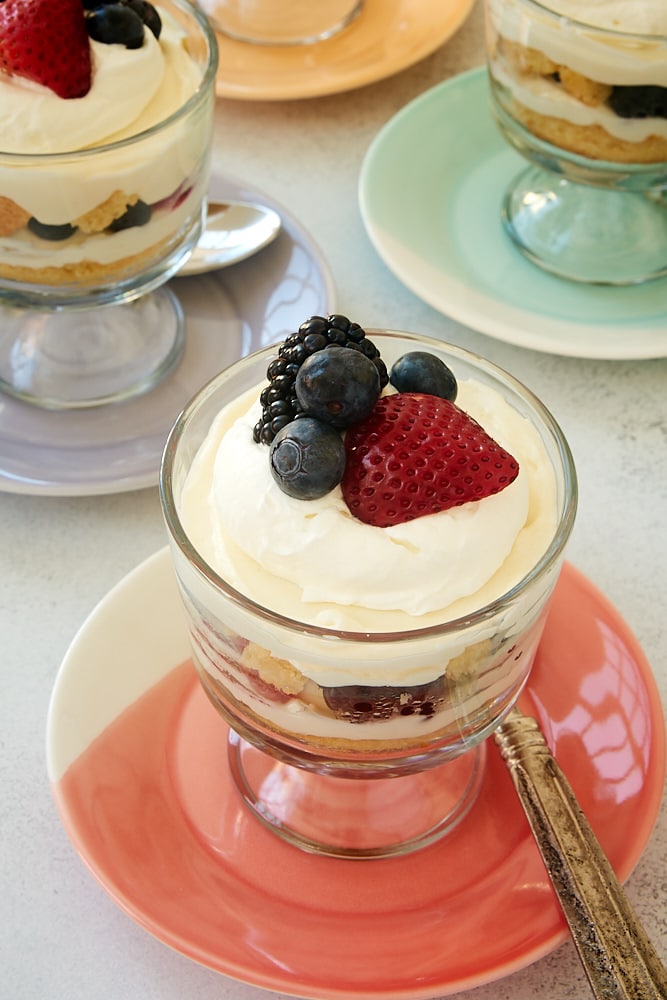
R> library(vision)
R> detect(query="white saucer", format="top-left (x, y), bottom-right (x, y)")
top-left (359, 67), bottom-right (667, 360)
top-left (0, 173), bottom-right (335, 497)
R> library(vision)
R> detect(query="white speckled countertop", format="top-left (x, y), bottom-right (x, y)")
top-left (1, 2), bottom-right (665, 997)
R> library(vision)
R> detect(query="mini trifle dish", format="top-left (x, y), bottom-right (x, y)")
top-left (484, 0), bottom-right (667, 284)
top-left (161, 318), bottom-right (577, 858)
top-left (0, 0), bottom-right (217, 407)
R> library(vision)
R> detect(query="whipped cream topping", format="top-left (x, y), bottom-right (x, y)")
top-left (0, 11), bottom-right (201, 155)
top-left (488, 0), bottom-right (667, 86)
top-left (180, 379), bottom-right (558, 636)
top-left (0, 8), bottom-right (206, 228)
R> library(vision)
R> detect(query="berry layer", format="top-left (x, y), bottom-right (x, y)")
top-left (487, 0), bottom-right (667, 162)
top-left (187, 600), bottom-right (544, 741)
top-left (193, 630), bottom-right (538, 751)
top-left (0, 184), bottom-right (200, 285)
top-left (179, 372), bottom-right (558, 687)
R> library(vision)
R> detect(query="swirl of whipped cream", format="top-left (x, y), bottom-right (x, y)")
top-left (0, 12), bottom-right (201, 155)
top-left (180, 379), bottom-right (558, 634)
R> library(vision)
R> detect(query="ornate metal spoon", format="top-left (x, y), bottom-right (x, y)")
top-left (495, 707), bottom-right (667, 999)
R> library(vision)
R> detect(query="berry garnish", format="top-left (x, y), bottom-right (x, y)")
top-left (0, 0), bottom-right (92, 99)
top-left (253, 315), bottom-right (388, 445)
top-left (295, 345), bottom-right (381, 428)
top-left (86, 3), bottom-right (145, 48)
top-left (389, 351), bottom-right (458, 401)
top-left (608, 85), bottom-right (667, 120)
top-left (341, 393), bottom-right (519, 528)
top-left (269, 417), bottom-right (346, 500)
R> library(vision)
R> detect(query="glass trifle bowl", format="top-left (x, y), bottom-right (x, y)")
top-left (160, 322), bottom-right (577, 858)
top-left (0, 0), bottom-right (217, 408)
top-left (484, 0), bottom-right (667, 285)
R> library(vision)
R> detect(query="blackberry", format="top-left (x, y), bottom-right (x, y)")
top-left (608, 85), bottom-right (667, 120)
top-left (253, 315), bottom-right (388, 445)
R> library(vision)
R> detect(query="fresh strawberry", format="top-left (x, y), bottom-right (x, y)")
top-left (341, 393), bottom-right (519, 527)
top-left (0, 0), bottom-right (91, 99)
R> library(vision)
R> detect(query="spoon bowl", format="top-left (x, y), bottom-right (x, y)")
top-left (178, 200), bottom-right (281, 276)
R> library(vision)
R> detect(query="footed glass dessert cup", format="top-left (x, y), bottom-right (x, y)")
top-left (160, 331), bottom-right (577, 859)
top-left (0, 0), bottom-right (217, 408)
top-left (484, 0), bottom-right (667, 285)
top-left (198, 0), bottom-right (363, 46)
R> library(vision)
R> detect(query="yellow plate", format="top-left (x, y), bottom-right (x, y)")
top-left (213, 0), bottom-right (476, 101)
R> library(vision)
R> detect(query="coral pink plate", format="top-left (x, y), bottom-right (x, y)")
top-left (47, 549), bottom-right (665, 999)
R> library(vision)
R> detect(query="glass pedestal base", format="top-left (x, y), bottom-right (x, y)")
top-left (228, 731), bottom-right (486, 860)
top-left (0, 286), bottom-right (184, 409)
top-left (503, 166), bottom-right (667, 286)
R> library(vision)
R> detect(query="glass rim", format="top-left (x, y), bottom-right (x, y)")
top-left (160, 331), bottom-right (578, 645)
top-left (0, 0), bottom-right (219, 162)
top-left (494, 0), bottom-right (667, 42)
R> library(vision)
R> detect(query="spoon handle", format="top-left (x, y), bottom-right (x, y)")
top-left (494, 707), bottom-right (667, 1000)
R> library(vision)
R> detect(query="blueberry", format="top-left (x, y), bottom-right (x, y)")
top-left (295, 345), bottom-right (381, 428)
top-left (27, 219), bottom-right (77, 241)
top-left (107, 200), bottom-right (152, 232)
top-left (269, 418), bottom-right (346, 500)
top-left (389, 352), bottom-right (458, 401)
top-left (608, 85), bottom-right (667, 120)
top-left (84, 0), bottom-right (161, 38)
top-left (124, 0), bottom-right (161, 38)
top-left (86, 4), bottom-right (145, 48)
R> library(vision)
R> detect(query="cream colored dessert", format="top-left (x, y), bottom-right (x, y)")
top-left (183, 381), bottom-right (555, 636)
top-left (0, 5), bottom-right (210, 286)
top-left (487, 0), bottom-right (667, 162)
top-left (176, 345), bottom-right (561, 751)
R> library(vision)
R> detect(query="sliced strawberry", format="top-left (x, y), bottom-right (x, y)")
top-left (0, 0), bottom-right (91, 99)
top-left (150, 182), bottom-right (194, 213)
top-left (242, 669), bottom-right (293, 705)
top-left (341, 392), bottom-right (519, 528)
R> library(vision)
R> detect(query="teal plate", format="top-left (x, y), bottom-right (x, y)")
top-left (359, 67), bottom-right (667, 360)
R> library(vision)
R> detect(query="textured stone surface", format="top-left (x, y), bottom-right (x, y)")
top-left (2, 3), bottom-right (665, 998)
